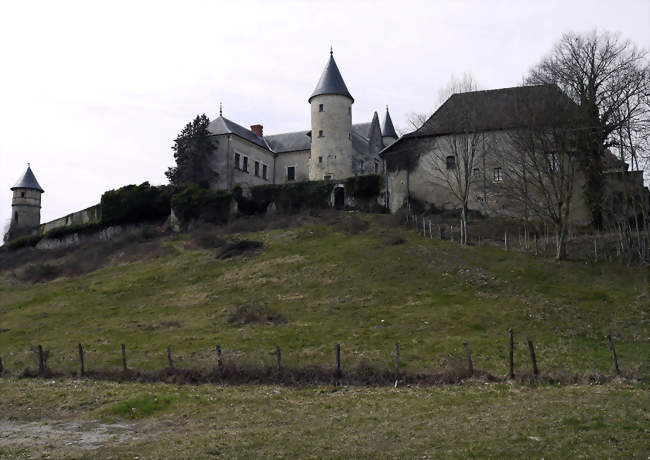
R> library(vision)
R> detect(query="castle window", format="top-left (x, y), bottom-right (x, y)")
top-left (324, 175), bottom-right (332, 180)
top-left (234, 153), bottom-right (241, 169)
top-left (473, 167), bottom-right (480, 177)
top-left (21, 192), bottom-right (25, 198)
top-left (446, 156), bottom-right (456, 170)
top-left (287, 166), bottom-right (296, 181)
top-left (254, 161), bottom-right (260, 177)
top-left (318, 156), bottom-right (322, 164)
top-left (547, 152), bottom-right (559, 172)
top-left (318, 130), bottom-right (324, 138)
top-left (242, 156), bottom-right (249, 173)
top-left (14, 212), bottom-right (18, 223)
top-left (375, 161), bottom-right (379, 174)
top-left (319, 104), bottom-right (324, 112)
top-left (262, 164), bottom-right (268, 180)
top-left (493, 167), bottom-right (503, 182)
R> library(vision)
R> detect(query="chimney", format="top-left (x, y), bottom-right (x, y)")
top-left (250, 124), bottom-right (263, 137)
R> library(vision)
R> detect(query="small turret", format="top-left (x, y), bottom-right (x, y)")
top-left (309, 49), bottom-right (354, 180)
top-left (381, 106), bottom-right (398, 147)
top-left (8, 164), bottom-right (44, 239)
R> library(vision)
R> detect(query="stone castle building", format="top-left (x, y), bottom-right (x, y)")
top-left (6, 165), bottom-right (44, 240)
top-left (204, 50), bottom-right (397, 192)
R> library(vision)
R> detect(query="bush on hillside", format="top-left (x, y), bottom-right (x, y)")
top-left (345, 174), bottom-right (384, 200)
top-left (101, 182), bottom-right (174, 225)
top-left (171, 183), bottom-right (232, 224)
top-left (249, 180), bottom-right (334, 214)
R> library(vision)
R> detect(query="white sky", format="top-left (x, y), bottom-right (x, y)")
top-left (1, 0), bottom-right (649, 229)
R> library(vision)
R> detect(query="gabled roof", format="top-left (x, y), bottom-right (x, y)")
top-left (309, 53), bottom-right (354, 103)
top-left (207, 116), bottom-right (270, 149)
top-left (265, 130), bottom-right (311, 153)
top-left (409, 84), bottom-right (575, 138)
top-left (381, 107), bottom-right (397, 138)
top-left (352, 122), bottom-right (371, 139)
top-left (11, 165), bottom-right (44, 193)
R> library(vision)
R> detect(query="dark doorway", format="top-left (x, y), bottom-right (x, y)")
top-left (334, 187), bottom-right (345, 210)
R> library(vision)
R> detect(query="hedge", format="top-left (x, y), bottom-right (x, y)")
top-left (344, 174), bottom-right (384, 200)
top-left (171, 184), bottom-right (233, 224)
top-left (248, 180), bottom-right (334, 214)
top-left (101, 182), bottom-right (174, 226)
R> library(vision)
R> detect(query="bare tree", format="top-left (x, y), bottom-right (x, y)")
top-left (498, 93), bottom-right (581, 260)
top-left (404, 72), bottom-right (481, 132)
top-left (527, 30), bottom-right (650, 227)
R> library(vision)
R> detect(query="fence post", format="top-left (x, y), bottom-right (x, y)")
top-left (216, 345), bottom-right (223, 373)
top-left (527, 340), bottom-right (538, 376)
top-left (463, 342), bottom-right (473, 376)
top-left (0, 356), bottom-right (3, 374)
top-left (439, 225), bottom-right (443, 240)
top-left (504, 232), bottom-right (508, 251)
top-left (394, 342), bottom-right (400, 382)
top-left (450, 225), bottom-right (454, 242)
top-left (429, 219), bottom-right (433, 239)
top-left (276, 346), bottom-right (282, 374)
top-left (38, 345), bottom-right (45, 374)
top-left (607, 335), bottom-right (620, 375)
top-left (334, 343), bottom-right (341, 386)
top-left (167, 346), bottom-right (173, 369)
top-left (594, 238), bottom-right (598, 263)
top-left (535, 235), bottom-right (539, 256)
top-left (508, 329), bottom-right (514, 379)
top-left (121, 344), bottom-right (127, 373)
top-left (78, 343), bottom-right (85, 376)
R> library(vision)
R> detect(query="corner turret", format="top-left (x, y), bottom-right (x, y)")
top-left (381, 106), bottom-right (398, 147)
top-left (7, 164), bottom-right (43, 240)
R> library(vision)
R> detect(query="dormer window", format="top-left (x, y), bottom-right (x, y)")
top-left (318, 130), bottom-right (324, 138)
top-left (319, 104), bottom-right (324, 112)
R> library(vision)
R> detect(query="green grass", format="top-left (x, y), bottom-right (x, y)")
top-left (0, 378), bottom-right (647, 458)
top-left (103, 394), bottom-right (174, 419)
top-left (0, 213), bottom-right (648, 379)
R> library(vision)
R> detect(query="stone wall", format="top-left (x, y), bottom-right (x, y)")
top-left (39, 204), bottom-right (101, 234)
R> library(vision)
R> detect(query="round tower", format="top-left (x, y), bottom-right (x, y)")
top-left (308, 50), bottom-right (354, 180)
top-left (9, 164), bottom-right (44, 238)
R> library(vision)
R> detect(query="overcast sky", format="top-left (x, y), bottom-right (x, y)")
top-left (1, 0), bottom-right (649, 230)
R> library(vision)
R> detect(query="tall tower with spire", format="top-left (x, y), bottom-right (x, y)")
top-left (308, 49), bottom-right (354, 180)
top-left (8, 164), bottom-right (44, 239)
top-left (381, 106), bottom-right (398, 147)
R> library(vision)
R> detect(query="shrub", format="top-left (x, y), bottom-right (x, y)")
top-left (171, 183), bottom-right (233, 224)
top-left (5, 234), bottom-right (42, 250)
top-left (228, 303), bottom-right (287, 326)
top-left (19, 263), bottom-right (62, 283)
top-left (43, 222), bottom-right (105, 240)
top-left (249, 180), bottom-right (334, 214)
top-left (345, 174), bottom-right (384, 200)
top-left (101, 182), bottom-right (174, 226)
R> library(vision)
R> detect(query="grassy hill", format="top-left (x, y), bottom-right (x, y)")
top-left (0, 211), bottom-right (648, 379)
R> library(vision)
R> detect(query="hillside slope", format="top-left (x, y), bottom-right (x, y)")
top-left (0, 212), bottom-right (647, 378)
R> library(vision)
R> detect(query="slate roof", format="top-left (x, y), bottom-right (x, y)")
top-left (11, 166), bottom-right (44, 193)
top-left (381, 108), bottom-right (397, 138)
top-left (264, 130), bottom-right (311, 153)
top-left (309, 53), bottom-right (354, 103)
top-left (409, 84), bottom-right (576, 138)
top-left (207, 116), bottom-right (270, 149)
top-left (352, 122), bottom-right (371, 139)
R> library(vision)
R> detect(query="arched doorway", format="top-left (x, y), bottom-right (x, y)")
top-left (334, 187), bottom-right (345, 210)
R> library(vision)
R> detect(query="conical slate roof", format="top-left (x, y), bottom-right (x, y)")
top-left (309, 52), bottom-right (354, 103)
top-left (11, 165), bottom-right (44, 193)
top-left (381, 107), bottom-right (397, 138)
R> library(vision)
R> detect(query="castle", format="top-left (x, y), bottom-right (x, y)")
top-left (202, 50), bottom-right (397, 192)
top-left (6, 51), bottom-right (649, 241)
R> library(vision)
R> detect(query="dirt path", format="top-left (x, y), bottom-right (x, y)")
top-left (0, 419), bottom-right (137, 450)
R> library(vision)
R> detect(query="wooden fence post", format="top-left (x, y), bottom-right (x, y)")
top-left (463, 342), bottom-right (473, 376)
top-left (0, 356), bottom-right (3, 374)
top-left (450, 225), bottom-right (454, 242)
top-left (439, 225), bottom-right (444, 240)
top-left (607, 335), bottom-right (620, 375)
top-left (527, 340), bottom-right (538, 376)
top-left (38, 345), bottom-right (45, 374)
top-left (121, 344), bottom-right (127, 373)
top-left (394, 342), bottom-right (400, 381)
top-left (422, 219), bottom-right (426, 236)
top-left (504, 232), bottom-right (508, 251)
top-left (276, 346), bottom-right (282, 374)
top-left (508, 329), bottom-right (514, 379)
top-left (594, 238), bottom-right (598, 263)
top-left (216, 345), bottom-right (223, 373)
top-left (167, 346), bottom-right (173, 369)
top-left (78, 343), bottom-right (85, 376)
top-left (335, 343), bottom-right (341, 386)
top-left (429, 220), bottom-right (433, 239)
top-left (535, 235), bottom-right (539, 256)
